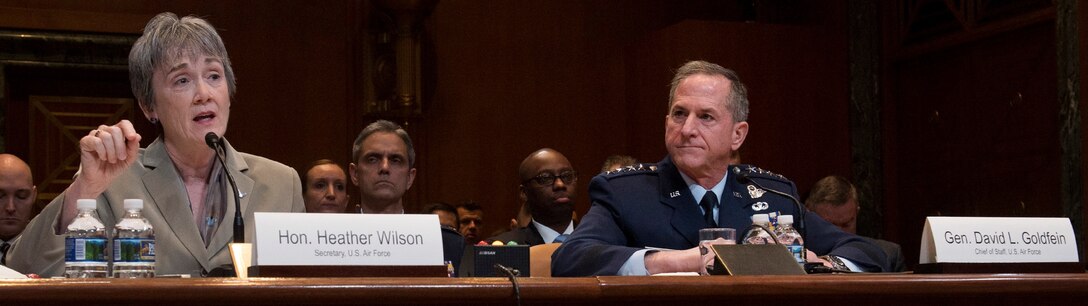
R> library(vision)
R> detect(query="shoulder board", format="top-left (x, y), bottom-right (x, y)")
top-left (732, 164), bottom-right (790, 183)
top-left (603, 163), bottom-right (658, 177)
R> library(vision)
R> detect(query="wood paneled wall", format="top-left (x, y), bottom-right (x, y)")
top-left (3, 0), bottom-right (1082, 265)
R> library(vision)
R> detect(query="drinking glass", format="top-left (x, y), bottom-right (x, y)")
top-left (699, 228), bottom-right (736, 275)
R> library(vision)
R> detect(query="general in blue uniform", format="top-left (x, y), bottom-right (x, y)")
top-left (552, 60), bottom-right (889, 276)
top-left (551, 158), bottom-right (889, 276)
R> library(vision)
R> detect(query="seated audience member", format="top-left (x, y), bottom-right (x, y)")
top-left (423, 202), bottom-right (459, 230)
top-left (350, 119), bottom-right (463, 271)
top-left (0, 154), bottom-right (36, 265)
top-left (302, 159), bottom-right (350, 213)
top-left (457, 201), bottom-right (484, 245)
top-left (7, 13), bottom-right (304, 277)
top-left (806, 175), bottom-right (905, 272)
top-left (551, 60), bottom-right (889, 276)
top-left (490, 149), bottom-right (577, 245)
top-left (350, 120), bottom-right (416, 215)
top-left (600, 155), bottom-right (638, 173)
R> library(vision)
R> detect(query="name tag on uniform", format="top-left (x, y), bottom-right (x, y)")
top-left (920, 217), bottom-right (1078, 264)
top-left (253, 212), bottom-right (443, 266)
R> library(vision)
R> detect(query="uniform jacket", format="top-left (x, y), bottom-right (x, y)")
top-left (551, 157), bottom-right (889, 276)
top-left (8, 137), bottom-right (304, 277)
top-left (866, 237), bottom-right (906, 272)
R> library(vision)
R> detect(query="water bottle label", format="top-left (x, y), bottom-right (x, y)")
top-left (113, 238), bottom-right (155, 262)
top-left (786, 245), bottom-right (804, 263)
top-left (64, 237), bottom-right (108, 262)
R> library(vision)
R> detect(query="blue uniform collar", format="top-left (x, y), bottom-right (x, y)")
top-left (678, 171), bottom-right (727, 208)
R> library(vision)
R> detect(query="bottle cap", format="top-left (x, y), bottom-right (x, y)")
top-left (778, 215), bottom-right (793, 224)
top-left (76, 199), bottom-right (96, 210)
top-left (751, 213), bottom-right (770, 224)
top-left (124, 199), bottom-right (144, 210)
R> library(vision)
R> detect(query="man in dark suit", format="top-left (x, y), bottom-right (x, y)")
top-left (350, 120), bottom-right (464, 273)
top-left (806, 175), bottom-right (906, 272)
top-left (551, 61), bottom-right (889, 276)
top-left (489, 149), bottom-right (577, 245)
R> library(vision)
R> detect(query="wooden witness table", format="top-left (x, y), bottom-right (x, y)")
top-left (1, 273), bottom-right (1087, 305)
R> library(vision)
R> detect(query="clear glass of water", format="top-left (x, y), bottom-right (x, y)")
top-left (699, 228), bottom-right (736, 275)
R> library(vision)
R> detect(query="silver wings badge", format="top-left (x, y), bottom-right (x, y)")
top-left (747, 185), bottom-right (765, 199)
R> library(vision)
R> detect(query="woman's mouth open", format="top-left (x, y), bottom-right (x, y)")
top-left (194, 112), bottom-right (216, 124)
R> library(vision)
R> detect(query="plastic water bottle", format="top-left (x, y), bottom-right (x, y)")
top-left (774, 215), bottom-right (805, 264)
top-left (742, 214), bottom-right (776, 244)
top-left (113, 199), bottom-right (155, 278)
top-left (65, 199), bottom-right (109, 278)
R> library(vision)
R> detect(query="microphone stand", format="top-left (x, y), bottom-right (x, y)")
top-left (205, 133), bottom-right (244, 244)
top-left (205, 133), bottom-right (246, 278)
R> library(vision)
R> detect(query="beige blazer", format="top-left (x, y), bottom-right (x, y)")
top-left (7, 137), bottom-right (304, 277)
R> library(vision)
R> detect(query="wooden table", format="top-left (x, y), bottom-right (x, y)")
top-left (1, 273), bottom-right (1086, 305)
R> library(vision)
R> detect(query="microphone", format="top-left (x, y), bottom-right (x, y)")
top-left (205, 132), bottom-right (245, 244)
top-left (736, 173), bottom-right (807, 262)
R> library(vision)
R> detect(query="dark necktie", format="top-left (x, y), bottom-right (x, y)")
top-left (700, 191), bottom-right (718, 227)
top-left (1, 241), bottom-right (9, 265)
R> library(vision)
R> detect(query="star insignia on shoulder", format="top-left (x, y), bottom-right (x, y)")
top-left (604, 163), bottom-right (658, 175)
top-left (738, 165), bottom-right (787, 180)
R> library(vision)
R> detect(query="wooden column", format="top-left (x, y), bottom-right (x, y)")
top-left (1056, 0), bottom-right (1083, 262)
top-left (848, 0), bottom-right (883, 238)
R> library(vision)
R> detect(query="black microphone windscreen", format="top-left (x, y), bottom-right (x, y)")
top-left (205, 132), bottom-right (219, 149)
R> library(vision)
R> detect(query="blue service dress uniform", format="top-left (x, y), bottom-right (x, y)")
top-left (551, 157), bottom-right (889, 276)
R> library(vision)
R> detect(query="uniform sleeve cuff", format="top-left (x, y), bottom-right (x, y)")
top-left (618, 249), bottom-right (653, 276)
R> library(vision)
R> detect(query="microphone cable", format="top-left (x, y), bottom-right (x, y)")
top-left (746, 223), bottom-right (782, 245)
top-left (494, 264), bottom-right (522, 306)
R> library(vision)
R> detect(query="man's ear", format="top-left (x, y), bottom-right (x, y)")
top-left (731, 121), bottom-right (749, 150)
top-left (405, 168), bottom-right (417, 190)
top-left (518, 185), bottom-right (527, 203)
top-left (348, 163), bottom-right (359, 186)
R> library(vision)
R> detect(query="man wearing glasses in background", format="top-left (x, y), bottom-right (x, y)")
top-left (489, 148), bottom-right (577, 246)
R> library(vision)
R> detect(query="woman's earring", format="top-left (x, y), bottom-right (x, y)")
top-left (149, 117), bottom-right (159, 124)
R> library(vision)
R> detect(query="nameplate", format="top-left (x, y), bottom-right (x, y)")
top-left (711, 244), bottom-right (806, 275)
top-left (920, 217), bottom-right (1079, 264)
top-left (253, 212), bottom-right (443, 266)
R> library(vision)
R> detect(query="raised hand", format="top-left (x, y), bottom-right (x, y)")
top-left (76, 120), bottom-right (142, 193)
top-left (57, 120), bottom-right (142, 229)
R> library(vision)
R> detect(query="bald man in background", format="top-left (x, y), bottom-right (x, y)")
top-left (0, 154), bottom-right (37, 265)
top-left (490, 148), bottom-right (577, 245)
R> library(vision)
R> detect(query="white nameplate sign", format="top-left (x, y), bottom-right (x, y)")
top-left (920, 216), bottom-right (1079, 264)
top-left (253, 212), bottom-right (443, 266)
